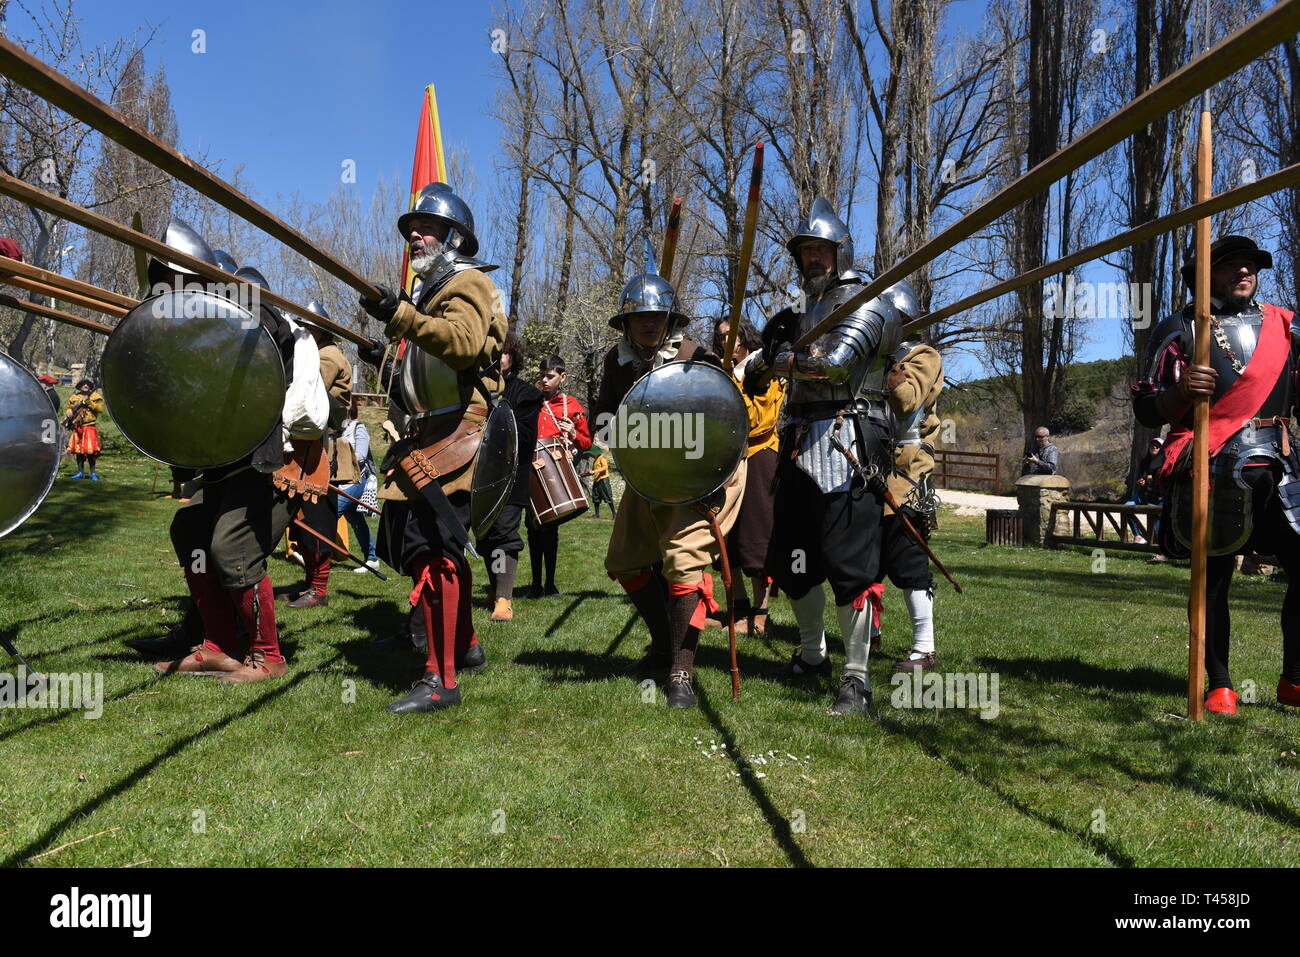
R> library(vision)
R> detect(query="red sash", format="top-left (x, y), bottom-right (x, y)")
top-left (1160, 302), bottom-right (1293, 483)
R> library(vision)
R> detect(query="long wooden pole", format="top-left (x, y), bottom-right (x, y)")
top-left (792, 0), bottom-right (1300, 351)
top-left (904, 159), bottom-right (1300, 336)
top-left (0, 38), bottom-right (381, 300)
top-left (2, 272), bottom-right (128, 318)
top-left (660, 198), bottom-right (682, 280)
top-left (0, 291), bottom-right (113, 335)
top-left (724, 143), bottom-right (764, 372)
top-left (0, 256), bottom-right (135, 309)
top-left (1188, 110), bottom-right (1213, 722)
top-left (0, 171), bottom-right (368, 346)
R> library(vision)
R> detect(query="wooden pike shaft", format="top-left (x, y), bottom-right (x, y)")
top-left (0, 255), bottom-right (135, 309)
top-left (0, 38), bottom-right (381, 300)
top-left (2, 272), bottom-right (128, 318)
top-left (906, 158), bottom-right (1300, 336)
top-left (660, 198), bottom-right (682, 280)
top-left (724, 143), bottom-right (764, 372)
top-left (1189, 110), bottom-right (1212, 723)
top-left (290, 518), bottom-right (387, 581)
top-left (706, 511), bottom-right (741, 700)
top-left (0, 291), bottom-right (113, 335)
top-left (0, 171), bottom-right (368, 347)
top-left (792, 0), bottom-right (1300, 351)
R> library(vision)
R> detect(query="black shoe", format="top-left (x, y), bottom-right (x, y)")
top-left (784, 649), bottom-right (832, 679)
top-left (386, 672), bottom-right (462, 713)
top-left (666, 671), bottom-right (696, 708)
top-left (458, 641), bottom-right (487, 676)
top-left (369, 630), bottom-right (424, 655)
top-left (125, 628), bottom-right (196, 659)
top-left (277, 588), bottom-right (307, 604)
top-left (829, 675), bottom-right (871, 716)
top-left (522, 584), bottom-right (543, 599)
top-left (542, 584), bottom-right (560, 597)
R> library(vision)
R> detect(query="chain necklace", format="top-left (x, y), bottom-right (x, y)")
top-left (1209, 317), bottom-right (1245, 374)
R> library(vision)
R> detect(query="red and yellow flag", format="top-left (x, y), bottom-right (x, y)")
top-left (400, 83), bottom-right (449, 297)
top-left (394, 84), bottom-right (448, 366)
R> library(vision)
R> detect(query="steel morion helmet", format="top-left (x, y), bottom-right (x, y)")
top-left (147, 218), bottom-right (218, 284)
top-left (234, 265), bottom-right (271, 290)
top-left (213, 249), bottom-right (239, 273)
top-left (397, 182), bottom-right (479, 258)
top-left (785, 196), bottom-right (858, 282)
top-left (608, 272), bottom-right (689, 331)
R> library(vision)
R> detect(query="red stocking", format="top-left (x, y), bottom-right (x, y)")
top-left (184, 568), bottom-right (238, 657)
top-left (233, 576), bottom-right (282, 661)
top-left (411, 555), bottom-right (460, 689)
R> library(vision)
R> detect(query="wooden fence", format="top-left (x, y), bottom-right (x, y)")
top-left (1048, 502), bottom-right (1161, 553)
top-left (933, 449), bottom-right (1000, 492)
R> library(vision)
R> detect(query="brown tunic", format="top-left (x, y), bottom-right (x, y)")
top-left (317, 342), bottom-right (353, 409)
top-left (379, 269), bottom-right (507, 501)
top-left (885, 344), bottom-right (943, 514)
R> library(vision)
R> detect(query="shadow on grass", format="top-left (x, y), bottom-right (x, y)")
top-left (514, 645), bottom-right (782, 685)
top-left (2, 480), bottom-right (140, 556)
top-left (975, 655), bottom-right (1186, 697)
top-left (6, 652), bottom-right (343, 866)
top-left (694, 683), bottom-right (811, 868)
top-left (544, 590), bottom-right (621, 638)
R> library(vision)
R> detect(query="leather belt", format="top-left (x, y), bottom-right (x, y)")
top-left (1251, 416), bottom-right (1292, 458)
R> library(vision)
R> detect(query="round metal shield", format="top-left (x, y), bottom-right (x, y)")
top-left (470, 402), bottom-right (518, 537)
top-left (400, 342), bottom-right (462, 418)
top-left (612, 360), bottom-right (748, 505)
top-left (0, 351), bottom-right (62, 539)
top-left (101, 289), bottom-right (285, 469)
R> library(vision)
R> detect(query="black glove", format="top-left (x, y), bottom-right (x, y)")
top-left (742, 359), bottom-right (771, 398)
top-left (360, 284), bottom-right (399, 324)
top-left (357, 336), bottom-right (386, 368)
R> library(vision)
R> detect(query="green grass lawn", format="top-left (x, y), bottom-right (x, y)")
top-left (3, 416), bottom-right (1300, 867)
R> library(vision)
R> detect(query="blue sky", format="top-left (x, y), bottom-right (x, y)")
top-left (62, 0), bottom-right (504, 206)
top-left (13, 0), bottom-right (1138, 381)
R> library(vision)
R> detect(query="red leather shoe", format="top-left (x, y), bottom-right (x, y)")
top-left (1277, 679), bottom-right (1300, 708)
top-left (1205, 687), bottom-right (1239, 715)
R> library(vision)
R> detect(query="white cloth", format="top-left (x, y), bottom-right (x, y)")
top-left (281, 318), bottom-right (329, 445)
top-left (904, 588), bottom-right (935, 655)
top-left (790, 587), bottom-right (827, 664)
top-left (838, 602), bottom-right (871, 682)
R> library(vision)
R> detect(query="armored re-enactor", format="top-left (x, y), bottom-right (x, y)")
top-left (360, 182), bottom-right (505, 713)
top-left (1133, 234), bottom-right (1300, 716)
top-left (595, 272), bottom-right (747, 709)
top-left (149, 224), bottom-right (330, 682)
top-left (744, 197), bottom-right (901, 716)
top-left (874, 298), bottom-right (944, 672)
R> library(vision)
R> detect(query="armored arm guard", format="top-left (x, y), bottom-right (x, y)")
top-left (1132, 313), bottom-right (1192, 429)
top-left (770, 298), bottom-right (886, 385)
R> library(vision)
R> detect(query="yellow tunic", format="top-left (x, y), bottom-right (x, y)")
top-left (734, 355), bottom-right (783, 457)
top-left (379, 269), bottom-right (507, 500)
top-left (64, 392), bottom-right (105, 426)
top-left (885, 344), bottom-right (943, 515)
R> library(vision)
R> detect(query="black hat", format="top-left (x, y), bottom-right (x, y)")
top-left (1181, 235), bottom-right (1272, 287)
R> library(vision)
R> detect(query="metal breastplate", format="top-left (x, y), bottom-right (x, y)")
top-left (401, 262), bottom-right (499, 432)
top-left (1208, 308), bottom-right (1263, 397)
